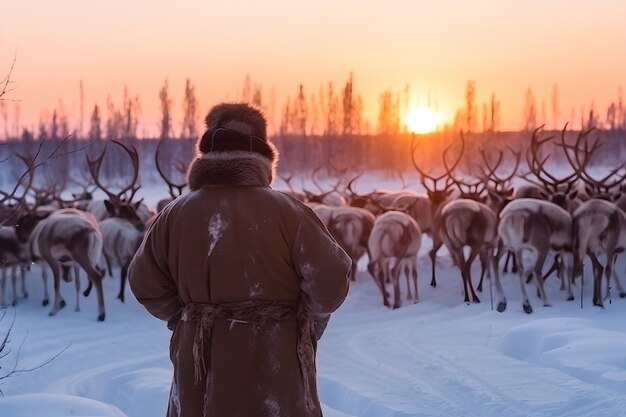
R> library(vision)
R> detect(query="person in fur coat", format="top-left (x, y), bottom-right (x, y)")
top-left (128, 102), bottom-right (352, 417)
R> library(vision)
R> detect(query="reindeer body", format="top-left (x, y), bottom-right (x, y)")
top-left (499, 199), bottom-right (574, 313)
top-left (326, 206), bottom-right (376, 281)
top-left (439, 199), bottom-right (502, 306)
top-left (99, 217), bottom-right (145, 302)
top-left (32, 208), bottom-right (105, 320)
top-left (573, 199), bottom-right (626, 307)
top-left (367, 211), bottom-right (422, 308)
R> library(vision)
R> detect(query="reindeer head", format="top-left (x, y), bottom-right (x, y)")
top-left (87, 140), bottom-right (145, 231)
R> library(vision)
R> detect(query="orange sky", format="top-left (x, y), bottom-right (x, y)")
top-left (1, 0), bottom-right (625, 136)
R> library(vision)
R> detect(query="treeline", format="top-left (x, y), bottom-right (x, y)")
top-left (2, 72), bottom-right (626, 141)
top-left (2, 129), bottom-right (625, 191)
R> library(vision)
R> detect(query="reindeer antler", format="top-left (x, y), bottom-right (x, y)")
top-left (86, 140), bottom-right (141, 204)
top-left (155, 139), bottom-right (187, 199)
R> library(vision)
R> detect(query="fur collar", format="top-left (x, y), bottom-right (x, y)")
top-left (187, 151), bottom-right (277, 190)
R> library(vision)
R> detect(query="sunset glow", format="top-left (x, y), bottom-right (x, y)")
top-left (0, 1), bottom-right (625, 135)
top-left (405, 107), bottom-right (439, 134)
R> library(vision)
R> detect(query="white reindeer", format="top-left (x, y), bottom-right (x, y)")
top-left (326, 206), bottom-right (376, 281)
top-left (367, 211), bottom-right (422, 309)
top-left (498, 198), bottom-right (575, 313)
top-left (98, 216), bottom-right (145, 302)
top-left (573, 198), bottom-right (626, 308)
top-left (26, 208), bottom-right (106, 320)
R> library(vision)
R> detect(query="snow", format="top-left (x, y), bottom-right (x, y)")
top-left (2, 181), bottom-right (626, 417)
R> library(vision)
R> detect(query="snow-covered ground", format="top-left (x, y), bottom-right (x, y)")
top-left (2, 180), bottom-right (626, 417)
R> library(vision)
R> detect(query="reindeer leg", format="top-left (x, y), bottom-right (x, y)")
top-left (72, 248), bottom-right (105, 322)
top-left (466, 248), bottom-right (480, 304)
top-left (41, 264), bottom-right (50, 306)
top-left (477, 250), bottom-right (489, 292)
top-left (105, 254), bottom-right (113, 278)
top-left (381, 260), bottom-right (391, 308)
top-left (411, 259), bottom-right (419, 304)
top-left (117, 260), bottom-right (130, 303)
top-left (404, 264), bottom-right (413, 300)
top-left (489, 251), bottom-right (507, 312)
top-left (0, 267), bottom-right (7, 306)
top-left (73, 266), bottom-right (81, 312)
top-left (533, 249), bottom-right (551, 308)
top-left (19, 265), bottom-right (28, 299)
top-left (588, 252), bottom-right (604, 308)
top-left (558, 252), bottom-right (575, 301)
top-left (429, 239), bottom-right (442, 288)
top-left (614, 259), bottom-right (626, 298)
top-left (10, 266), bottom-right (18, 306)
top-left (84, 279), bottom-right (93, 297)
top-left (391, 262), bottom-right (402, 309)
top-left (46, 259), bottom-right (64, 316)
top-left (539, 256), bottom-right (559, 284)
top-left (516, 251), bottom-right (532, 313)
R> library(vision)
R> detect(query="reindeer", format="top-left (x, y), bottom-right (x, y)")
top-left (0, 226), bottom-right (29, 306)
top-left (410, 134), bottom-right (464, 288)
top-left (17, 208), bottom-right (106, 320)
top-left (573, 199), bottom-right (626, 308)
top-left (98, 214), bottom-right (146, 303)
top-left (155, 139), bottom-right (188, 212)
top-left (438, 198), bottom-right (503, 307)
top-left (85, 140), bottom-right (148, 293)
top-left (325, 206), bottom-right (376, 281)
top-left (511, 126), bottom-right (595, 289)
top-left (367, 211), bottom-right (422, 309)
top-left (498, 198), bottom-right (575, 313)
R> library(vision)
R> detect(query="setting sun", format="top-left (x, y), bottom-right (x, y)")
top-left (405, 107), bottom-right (439, 134)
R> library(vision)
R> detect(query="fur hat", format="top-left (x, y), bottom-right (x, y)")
top-left (197, 103), bottom-right (276, 162)
top-left (187, 103), bottom-right (278, 190)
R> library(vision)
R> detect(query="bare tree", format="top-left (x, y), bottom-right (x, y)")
top-left (122, 86), bottom-right (141, 140)
top-left (378, 88), bottom-right (400, 135)
top-left (159, 79), bottom-right (172, 139)
top-left (490, 93), bottom-right (500, 132)
top-left (294, 84), bottom-right (307, 136)
top-left (180, 78), bottom-right (198, 139)
top-left (465, 80), bottom-right (477, 133)
top-left (105, 95), bottom-right (123, 140)
top-left (342, 72), bottom-right (354, 136)
top-left (607, 102), bottom-right (617, 130)
top-left (524, 87), bottom-right (537, 131)
top-left (89, 104), bottom-right (102, 141)
top-left (551, 83), bottom-right (559, 130)
top-left (325, 82), bottom-right (338, 136)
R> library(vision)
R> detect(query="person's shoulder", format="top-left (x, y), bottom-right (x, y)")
top-left (266, 188), bottom-right (311, 212)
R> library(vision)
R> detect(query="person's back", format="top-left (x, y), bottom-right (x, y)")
top-left (129, 102), bottom-right (352, 417)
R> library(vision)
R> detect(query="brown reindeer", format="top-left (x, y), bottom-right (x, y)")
top-left (410, 133), bottom-right (464, 288)
top-left (438, 198), bottom-right (502, 306)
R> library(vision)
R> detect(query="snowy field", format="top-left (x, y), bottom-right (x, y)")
top-left (2, 179), bottom-right (626, 417)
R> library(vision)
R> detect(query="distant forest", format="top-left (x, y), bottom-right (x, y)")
top-left (1, 129), bottom-right (625, 191)
top-left (2, 71), bottom-right (626, 189)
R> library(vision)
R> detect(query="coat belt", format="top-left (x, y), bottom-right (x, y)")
top-left (175, 299), bottom-right (317, 414)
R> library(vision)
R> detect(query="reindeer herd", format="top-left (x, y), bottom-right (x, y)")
top-left (1, 126), bottom-right (626, 321)
top-left (280, 125), bottom-right (626, 313)
top-left (0, 140), bottom-right (182, 321)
